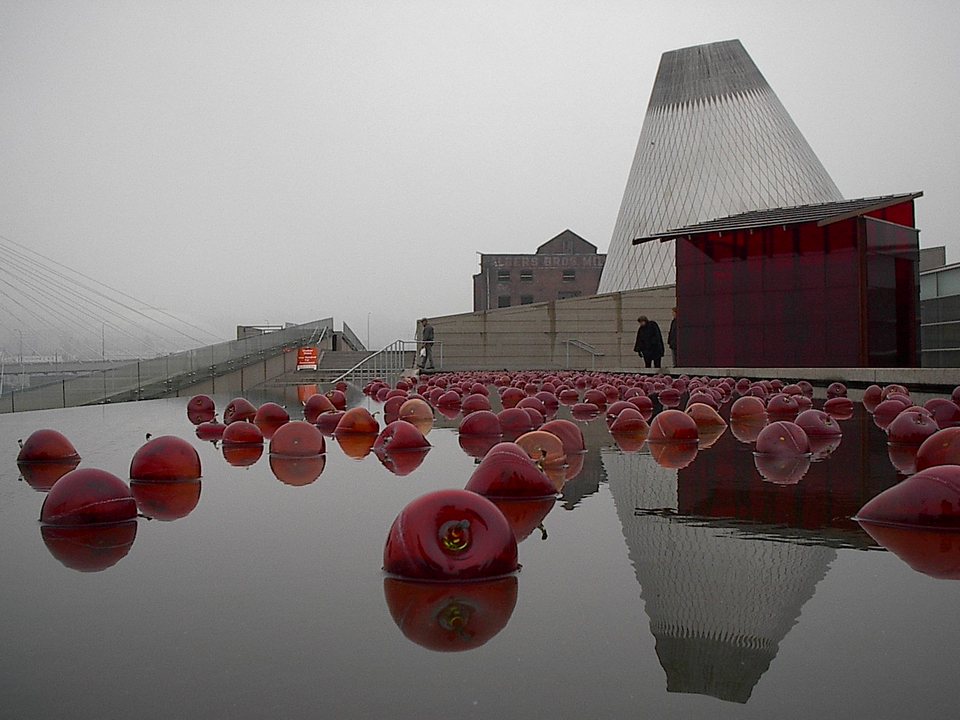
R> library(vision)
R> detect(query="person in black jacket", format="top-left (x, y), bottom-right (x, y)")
top-left (633, 315), bottom-right (664, 368)
top-left (667, 306), bottom-right (677, 367)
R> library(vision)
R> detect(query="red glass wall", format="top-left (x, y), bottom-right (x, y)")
top-left (675, 201), bottom-right (918, 368)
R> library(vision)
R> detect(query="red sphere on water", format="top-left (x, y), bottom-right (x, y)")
top-left (827, 382), bottom-right (848, 399)
top-left (500, 387), bottom-right (525, 409)
top-left (461, 393), bottom-right (492, 415)
top-left (915, 428), bottom-right (960, 471)
top-left (558, 388), bottom-right (580, 406)
top-left (766, 393), bottom-right (800, 420)
top-left (856, 464), bottom-right (960, 529)
top-left (539, 419), bottom-right (585, 455)
top-left (304, 393), bottom-right (337, 423)
top-left (459, 410), bottom-right (501, 437)
top-left (374, 420), bottom-right (431, 454)
top-left (657, 388), bottom-right (681, 409)
top-left (17, 429), bottom-right (80, 464)
top-left (326, 390), bottom-right (347, 411)
top-left (497, 408), bottom-right (534, 436)
top-left (923, 398), bottom-right (960, 429)
top-left (334, 407), bottom-right (380, 435)
top-left (872, 399), bottom-right (910, 430)
top-left (222, 421), bottom-right (264, 445)
top-left (130, 435), bottom-right (201, 482)
top-left (270, 421), bottom-right (326, 456)
top-left (755, 421), bottom-right (810, 456)
top-left (648, 410), bottom-right (699, 444)
top-left (186, 395), bottom-right (216, 425)
top-left (887, 410), bottom-right (940, 446)
top-left (571, 403), bottom-right (600, 421)
top-left (464, 442), bottom-right (557, 499)
top-left (383, 489), bottom-right (519, 581)
top-left (315, 410), bottom-right (345, 435)
top-left (823, 397), bottom-right (854, 420)
top-left (730, 396), bottom-right (766, 423)
top-left (195, 421), bottom-right (226, 442)
top-left (253, 403), bottom-right (289, 439)
top-left (40, 468), bottom-right (137, 526)
top-left (795, 409), bottom-right (842, 438)
top-left (862, 385), bottom-right (883, 413)
top-left (223, 397), bottom-right (257, 424)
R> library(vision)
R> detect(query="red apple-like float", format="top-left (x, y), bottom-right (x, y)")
top-left (383, 489), bottom-right (519, 581)
top-left (223, 397), bottom-right (257, 424)
top-left (856, 465), bottom-right (960, 529)
top-left (186, 394), bottom-right (216, 425)
top-left (130, 435), bottom-right (202, 481)
top-left (464, 442), bottom-right (557, 500)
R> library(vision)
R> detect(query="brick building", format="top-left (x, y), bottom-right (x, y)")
top-left (473, 230), bottom-right (606, 311)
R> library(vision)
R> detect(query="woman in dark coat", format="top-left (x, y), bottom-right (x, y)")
top-left (633, 315), bottom-right (664, 368)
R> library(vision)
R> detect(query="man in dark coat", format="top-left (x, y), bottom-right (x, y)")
top-left (667, 306), bottom-right (677, 367)
top-left (633, 315), bottom-right (664, 368)
top-left (417, 318), bottom-right (435, 370)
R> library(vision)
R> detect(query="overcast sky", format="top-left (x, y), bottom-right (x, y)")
top-left (2, 0), bottom-right (958, 350)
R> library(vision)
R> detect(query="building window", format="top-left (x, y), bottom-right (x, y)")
top-left (558, 290), bottom-right (581, 300)
top-left (520, 270), bottom-right (533, 282)
top-left (497, 270), bottom-right (511, 282)
top-left (562, 269), bottom-right (576, 282)
top-left (498, 295), bottom-right (511, 308)
top-left (520, 295), bottom-right (533, 305)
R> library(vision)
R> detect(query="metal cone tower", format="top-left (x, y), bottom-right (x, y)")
top-left (598, 39), bottom-right (843, 292)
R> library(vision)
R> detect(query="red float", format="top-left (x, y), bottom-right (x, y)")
top-left (383, 489), bottom-right (519, 581)
top-left (685, 403), bottom-right (726, 430)
top-left (337, 433), bottom-right (377, 460)
top-left (223, 397), bottom-right (257, 424)
top-left (916, 428), bottom-right (960, 471)
top-left (461, 393), bottom-right (492, 415)
top-left (464, 442), bottom-right (557, 499)
top-left (458, 434), bottom-right (501, 459)
top-left (334, 407), bottom-right (380, 435)
top-left (195, 421), bottom-right (226, 442)
top-left (558, 388), bottom-right (580, 406)
top-left (315, 410), bottom-right (345, 435)
top-left (872, 399), bottom-right (909, 430)
top-left (514, 431), bottom-right (566, 468)
top-left (648, 441), bottom-right (698, 469)
top-left (131, 479), bottom-right (201, 521)
top-left (270, 421), bottom-right (326, 456)
top-left (222, 443), bottom-right (263, 467)
top-left (186, 394), bottom-right (216, 425)
top-left (887, 410), bottom-right (940, 446)
top-left (497, 408), bottom-right (534, 436)
top-left (755, 421), bottom-right (810, 456)
top-left (399, 398), bottom-right (434, 435)
top-left (17, 429), bottom-right (80, 463)
top-left (383, 576), bottom-right (518, 652)
top-left (304, 393), bottom-right (337, 423)
top-left (924, 398), bottom-right (960, 429)
top-left (766, 393), bottom-right (800, 420)
top-left (40, 468), bottom-right (137, 526)
top-left (222, 421), bottom-right (264, 445)
top-left (130, 435), bottom-right (202, 481)
top-left (856, 465), bottom-right (960, 528)
top-left (657, 388), bottom-right (681, 409)
top-left (459, 410), bottom-right (501, 437)
top-left (374, 421), bottom-right (431, 454)
top-left (376, 447), bottom-right (430, 476)
top-left (754, 454), bottom-right (811, 485)
top-left (570, 402), bottom-right (600, 421)
top-left (823, 396), bottom-right (854, 420)
top-left (730, 396), bottom-right (766, 423)
top-left (795, 409), bottom-right (841, 438)
top-left (326, 390), bottom-right (347, 411)
top-left (539, 419), bottom-right (585, 455)
top-left (492, 497), bottom-right (555, 543)
top-left (41, 521), bottom-right (137, 573)
top-left (862, 384), bottom-right (883, 413)
top-left (826, 382), bottom-right (847, 399)
top-left (648, 409), bottom-right (699, 443)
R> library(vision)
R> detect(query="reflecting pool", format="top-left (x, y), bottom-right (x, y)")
top-left (2, 390), bottom-right (959, 718)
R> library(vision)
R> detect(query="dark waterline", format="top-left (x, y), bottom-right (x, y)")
top-left (2, 392), bottom-right (959, 719)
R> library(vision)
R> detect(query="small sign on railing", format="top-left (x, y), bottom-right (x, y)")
top-left (296, 346), bottom-right (318, 371)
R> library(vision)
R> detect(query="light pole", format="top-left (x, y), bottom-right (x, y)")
top-left (366, 312), bottom-right (371, 350)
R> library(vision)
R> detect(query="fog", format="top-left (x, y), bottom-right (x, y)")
top-left (2, 1), bottom-right (957, 354)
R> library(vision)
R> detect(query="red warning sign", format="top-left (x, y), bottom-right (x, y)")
top-left (296, 346), bottom-right (318, 371)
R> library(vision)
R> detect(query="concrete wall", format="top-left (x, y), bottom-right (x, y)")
top-left (431, 285), bottom-right (676, 371)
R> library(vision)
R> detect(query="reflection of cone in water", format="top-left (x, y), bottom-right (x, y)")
top-left (41, 520), bottom-right (138, 573)
top-left (383, 576), bottom-right (518, 652)
top-left (222, 443), bottom-right (263, 467)
top-left (269, 455), bottom-right (326, 486)
top-left (604, 449), bottom-right (835, 704)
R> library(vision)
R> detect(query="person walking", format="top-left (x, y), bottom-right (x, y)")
top-left (633, 315), bottom-right (664, 369)
top-left (417, 318), bottom-right (435, 370)
top-left (667, 307), bottom-right (678, 367)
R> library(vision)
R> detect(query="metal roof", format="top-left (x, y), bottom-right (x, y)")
top-left (632, 192), bottom-right (922, 245)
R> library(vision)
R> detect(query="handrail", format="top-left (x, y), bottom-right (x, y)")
top-left (330, 339), bottom-right (443, 386)
top-left (564, 338), bottom-right (604, 369)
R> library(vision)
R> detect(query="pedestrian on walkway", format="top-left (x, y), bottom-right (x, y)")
top-left (633, 315), bottom-right (664, 369)
top-left (418, 318), bottom-right (435, 370)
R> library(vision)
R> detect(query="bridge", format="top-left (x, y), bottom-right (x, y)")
top-left (0, 318), bottom-right (341, 413)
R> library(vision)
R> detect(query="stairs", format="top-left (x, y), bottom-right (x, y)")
top-left (295, 350), bottom-right (377, 382)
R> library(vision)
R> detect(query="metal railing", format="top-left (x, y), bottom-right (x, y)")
top-left (331, 339), bottom-right (443, 386)
top-left (564, 338), bottom-right (604, 369)
top-left (0, 318), bottom-right (333, 413)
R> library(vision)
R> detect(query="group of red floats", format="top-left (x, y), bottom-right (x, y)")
top-left (14, 372), bottom-right (960, 586)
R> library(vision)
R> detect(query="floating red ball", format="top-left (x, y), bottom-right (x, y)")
top-left (856, 465), bottom-right (960, 529)
top-left (17, 429), bottom-right (80, 463)
top-left (130, 435), bottom-right (201, 481)
top-left (270, 420), bottom-right (326, 456)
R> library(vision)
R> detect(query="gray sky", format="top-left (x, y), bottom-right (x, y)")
top-left (2, 0), bottom-right (958, 351)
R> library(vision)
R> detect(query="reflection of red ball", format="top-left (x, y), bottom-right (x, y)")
top-left (131, 480), bottom-right (201, 520)
top-left (130, 435), bottom-right (201, 481)
top-left (383, 576), bottom-right (518, 652)
top-left (383, 489), bottom-right (518, 581)
top-left (17, 429), bottom-right (80, 463)
top-left (269, 455), bottom-right (326, 486)
top-left (376, 448), bottom-right (430, 476)
top-left (754, 453), bottom-right (811, 484)
top-left (730, 419), bottom-right (765, 444)
top-left (888, 443), bottom-right (920, 475)
top-left (41, 521), bottom-right (137, 573)
top-left (40, 468), bottom-right (137, 526)
top-left (222, 443), bottom-right (263, 467)
top-left (858, 523), bottom-right (960, 579)
top-left (648, 441), bottom-right (697, 469)
top-left (18, 460), bottom-right (79, 492)
top-left (458, 433), bottom-right (501, 459)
